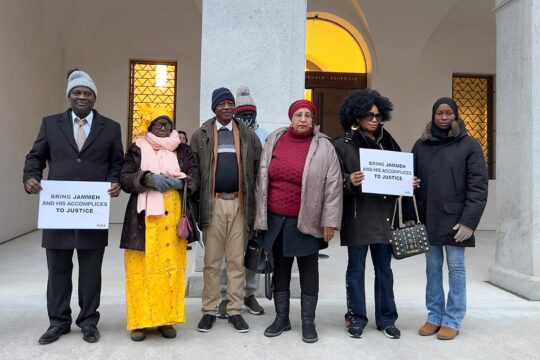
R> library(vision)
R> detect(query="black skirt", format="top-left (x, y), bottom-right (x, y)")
top-left (259, 212), bottom-right (325, 257)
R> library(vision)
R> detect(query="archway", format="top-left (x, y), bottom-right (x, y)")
top-left (305, 15), bottom-right (369, 139)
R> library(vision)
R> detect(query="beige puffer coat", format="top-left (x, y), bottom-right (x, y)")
top-left (254, 127), bottom-right (343, 238)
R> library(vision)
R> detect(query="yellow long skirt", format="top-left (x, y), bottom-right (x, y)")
top-left (125, 190), bottom-right (187, 330)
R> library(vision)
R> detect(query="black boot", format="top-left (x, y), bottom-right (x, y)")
top-left (264, 291), bottom-right (291, 337)
top-left (301, 293), bottom-right (318, 343)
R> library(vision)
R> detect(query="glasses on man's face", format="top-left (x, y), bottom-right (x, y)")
top-left (293, 112), bottom-right (313, 120)
top-left (152, 122), bottom-right (173, 130)
top-left (363, 112), bottom-right (383, 122)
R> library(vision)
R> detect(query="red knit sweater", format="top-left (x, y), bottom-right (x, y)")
top-left (268, 128), bottom-right (313, 217)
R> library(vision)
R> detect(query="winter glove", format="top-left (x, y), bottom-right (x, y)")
top-left (453, 223), bottom-right (473, 242)
top-left (162, 175), bottom-right (184, 190)
top-left (403, 220), bottom-right (416, 227)
top-left (144, 173), bottom-right (173, 193)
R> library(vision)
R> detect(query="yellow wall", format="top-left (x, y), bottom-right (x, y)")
top-left (306, 19), bottom-right (366, 73)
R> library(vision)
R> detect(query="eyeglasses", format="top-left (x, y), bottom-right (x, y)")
top-left (152, 122), bottom-right (173, 130)
top-left (363, 112), bottom-right (383, 122)
top-left (293, 112), bottom-right (313, 120)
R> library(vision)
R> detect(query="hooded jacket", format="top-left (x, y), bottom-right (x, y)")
top-left (409, 119), bottom-right (488, 247)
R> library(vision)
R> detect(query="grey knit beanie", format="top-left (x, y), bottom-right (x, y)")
top-left (66, 70), bottom-right (98, 97)
top-left (234, 86), bottom-right (257, 114)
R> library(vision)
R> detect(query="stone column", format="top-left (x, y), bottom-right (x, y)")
top-left (187, 0), bottom-right (307, 297)
top-left (490, 0), bottom-right (540, 300)
top-left (198, 0), bottom-right (307, 130)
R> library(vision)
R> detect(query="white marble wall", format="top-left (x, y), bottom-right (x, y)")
top-left (490, 0), bottom-right (540, 299)
top-left (199, 0), bottom-right (307, 130)
top-left (188, 0), bottom-right (307, 297)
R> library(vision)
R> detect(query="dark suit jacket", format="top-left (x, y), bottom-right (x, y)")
top-left (23, 109), bottom-right (124, 249)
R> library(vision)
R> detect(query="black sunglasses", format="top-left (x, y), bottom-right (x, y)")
top-left (152, 122), bottom-right (173, 130)
top-left (363, 112), bottom-right (383, 122)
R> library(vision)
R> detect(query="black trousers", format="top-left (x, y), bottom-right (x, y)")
top-left (272, 231), bottom-right (319, 296)
top-left (46, 248), bottom-right (105, 328)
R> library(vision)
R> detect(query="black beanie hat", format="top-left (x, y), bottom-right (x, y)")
top-left (431, 97), bottom-right (459, 122)
top-left (211, 87), bottom-right (235, 112)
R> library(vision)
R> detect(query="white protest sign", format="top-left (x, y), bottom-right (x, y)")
top-left (359, 149), bottom-right (414, 197)
top-left (38, 180), bottom-right (111, 229)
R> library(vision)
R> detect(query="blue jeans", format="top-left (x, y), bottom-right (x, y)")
top-left (425, 245), bottom-right (466, 330)
top-left (345, 244), bottom-right (398, 329)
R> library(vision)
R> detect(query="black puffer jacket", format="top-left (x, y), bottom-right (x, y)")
top-left (409, 119), bottom-right (488, 247)
top-left (334, 127), bottom-right (402, 246)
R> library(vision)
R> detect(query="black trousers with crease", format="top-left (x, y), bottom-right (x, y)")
top-left (45, 248), bottom-right (105, 328)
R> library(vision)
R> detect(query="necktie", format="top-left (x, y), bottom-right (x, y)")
top-left (76, 118), bottom-right (88, 151)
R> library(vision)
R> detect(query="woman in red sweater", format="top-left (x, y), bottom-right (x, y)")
top-left (254, 99), bottom-right (343, 343)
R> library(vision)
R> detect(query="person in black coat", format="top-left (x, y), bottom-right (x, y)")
top-left (334, 89), bottom-right (420, 340)
top-left (23, 69), bottom-right (124, 345)
top-left (410, 97), bottom-right (488, 340)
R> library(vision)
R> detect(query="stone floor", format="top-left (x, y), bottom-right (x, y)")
top-left (1, 227), bottom-right (539, 360)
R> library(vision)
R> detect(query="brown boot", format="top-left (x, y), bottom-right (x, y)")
top-left (418, 323), bottom-right (440, 336)
top-left (436, 326), bottom-right (459, 340)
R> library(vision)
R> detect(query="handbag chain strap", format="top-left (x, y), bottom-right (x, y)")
top-left (391, 196), bottom-right (421, 229)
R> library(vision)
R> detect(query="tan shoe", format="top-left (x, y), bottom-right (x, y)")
top-left (418, 322), bottom-right (440, 336)
top-left (436, 326), bottom-right (459, 340)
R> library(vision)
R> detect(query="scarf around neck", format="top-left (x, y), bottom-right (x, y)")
top-left (136, 131), bottom-right (182, 216)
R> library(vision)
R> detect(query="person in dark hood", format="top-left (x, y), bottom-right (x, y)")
top-left (334, 89), bottom-right (420, 340)
top-left (410, 97), bottom-right (488, 340)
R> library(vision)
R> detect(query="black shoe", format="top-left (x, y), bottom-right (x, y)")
top-left (157, 325), bottom-right (177, 338)
top-left (301, 294), bottom-right (318, 343)
top-left (347, 323), bottom-right (363, 338)
top-left (81, 325), bottom-right (100, 343)
top-left (38, 326), bottom-right (70, 345)
top-left (228, 314), bottom-right (249, 333)
top-left (217, 299), bottom-right (229, 319)
top-left (130, 329), bottom-right (146, 342)
top-left (244, 295), bottom-right (264, 315)
top-left (197, 314), bottom-right (216, 332)
top-left (264, 290), bottom-right (291, 337)
top-left (377, 324), bottom-right (401, 339)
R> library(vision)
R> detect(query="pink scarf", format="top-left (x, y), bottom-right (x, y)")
top-left (136, 130), bottom-right (182, 216)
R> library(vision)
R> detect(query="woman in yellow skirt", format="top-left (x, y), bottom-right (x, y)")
top-left (119, 107), bottom-right (199, 341)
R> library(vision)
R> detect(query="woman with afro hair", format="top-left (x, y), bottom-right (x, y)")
top-left (334, 89), bottom-right (419, 340)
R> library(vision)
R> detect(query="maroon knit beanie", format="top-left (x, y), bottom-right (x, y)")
top-left (288, 99), bottom-right (316, 120)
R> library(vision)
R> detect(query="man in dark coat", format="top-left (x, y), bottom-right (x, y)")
top-left (191, 87), bottom-right (262, 333)
top-left (23, 69), bottom-right (124, 344)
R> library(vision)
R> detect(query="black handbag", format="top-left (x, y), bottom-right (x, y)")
top-left (389, 196), bottom-right (430, 259)
top-left (244, 236), bottom-right (274, 300)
